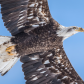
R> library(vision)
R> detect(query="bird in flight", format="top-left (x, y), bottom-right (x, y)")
top-left (0, 0), bottom-right (84, 84)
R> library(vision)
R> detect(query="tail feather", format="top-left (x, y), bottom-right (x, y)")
top-left (0, 57), bottom-right (19, 76)
top-left (0, 36), bottom-right (19, 76)
top-left (0, 61), bottom-right (9, 72)
top-left (0, 36), bottom-right (11, 45)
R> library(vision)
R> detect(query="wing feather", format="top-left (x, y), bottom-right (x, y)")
top-left (20, 52), bottom-right (62, 84)
top-left (0, 0), bottom-right (51, 35)
top-left (20, 47), bottom-right (84, 84)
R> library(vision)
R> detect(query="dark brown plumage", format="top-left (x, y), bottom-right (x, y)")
top-left (0, 0), bottom-right (84, 84)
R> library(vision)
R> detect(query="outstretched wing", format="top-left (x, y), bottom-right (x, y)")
top-left (0, 0), bottom-right (51, 35)
top-left (20, 46), bottom-right (84, 84)
top-left (20, 52), bottom-right (62, 84)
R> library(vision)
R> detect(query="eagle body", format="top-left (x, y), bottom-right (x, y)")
top-left (9, 18), bottom-right (83, 84)
top-left (12, 18), bottom-right (62, 56)
top-left (0, 0), bottom-right (84, 84)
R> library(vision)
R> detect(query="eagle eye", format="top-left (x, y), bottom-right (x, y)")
top-left (73, 27), bottom-right (76, 29)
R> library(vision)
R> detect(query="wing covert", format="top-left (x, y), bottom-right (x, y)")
top-left (0, 0), bottom-right (51, 35)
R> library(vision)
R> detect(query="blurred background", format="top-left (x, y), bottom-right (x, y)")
top-left (0, 0), bottom-right (84, 83)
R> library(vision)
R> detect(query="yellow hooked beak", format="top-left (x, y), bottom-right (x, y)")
top-left (75, 27), bottom-right (84, 32)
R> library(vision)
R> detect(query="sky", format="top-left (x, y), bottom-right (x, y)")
top-left (0, 0), bottom-right (84, 84)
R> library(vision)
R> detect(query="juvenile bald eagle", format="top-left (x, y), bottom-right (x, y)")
top-left (0, 0), bottom-right (84, 84)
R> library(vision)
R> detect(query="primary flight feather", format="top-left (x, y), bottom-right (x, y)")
top-left (0, 0), bottom-right (84, 84)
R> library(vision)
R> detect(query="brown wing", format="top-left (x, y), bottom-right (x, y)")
top-left (20, 52), bottom-right (62, 84)
top-left (0, 0), bottom-right (51, 35)
top-left (20, 46), bottom-right (84, 84)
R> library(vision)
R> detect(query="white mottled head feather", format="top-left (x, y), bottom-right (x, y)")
top-left (57, 25), bottom-right (81, 41)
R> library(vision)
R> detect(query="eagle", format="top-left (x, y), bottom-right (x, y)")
top-left (0, 0), bottom-right (84, 84)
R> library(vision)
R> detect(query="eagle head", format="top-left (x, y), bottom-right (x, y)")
top-left (57, 25), bottom-right (84, 41)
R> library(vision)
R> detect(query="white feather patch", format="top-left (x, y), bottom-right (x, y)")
top-left (44, 60), bottom-right (50, 64)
